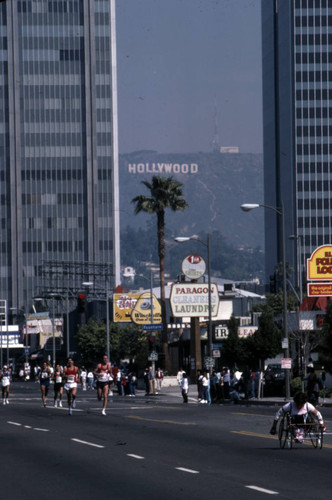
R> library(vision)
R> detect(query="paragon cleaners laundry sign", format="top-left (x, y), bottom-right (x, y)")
top-left (307, 245), bottom-right (332, 280)
top-left (170, 283), bottom-right (219, 318)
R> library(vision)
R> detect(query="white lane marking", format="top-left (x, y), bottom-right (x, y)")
top-left (7, 421), bottom-right (22, 426)
top-left (127, 454), bottom-right (144, 460)
top-left (24, 425), bottom-right (32, 429)
top-left (33, 428), bottom-right (50, 432)
top-left (246, 486), bottom-right (279, 495)
top-left (175, 467), bottom-right (199, 474)
top-left (71, 438), bottom-right (105, 449)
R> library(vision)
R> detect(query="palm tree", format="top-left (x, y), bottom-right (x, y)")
top-left (132, 176), bottom-right (188, 372)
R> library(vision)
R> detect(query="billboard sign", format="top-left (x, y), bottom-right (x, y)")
top-left (113, 293), bottom-right (140, 322)
top-left (170, 283), bottom-right (219, 318)
top-left (307, 282), bottom-right (332, 297)
top-left (182, 254), bottom-right (206, 280)
top-left (307, 245), bottom-right (332, 280)
top-left (131, 292), bottom-right (162, 325)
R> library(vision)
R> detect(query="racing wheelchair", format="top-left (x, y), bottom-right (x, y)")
top-left (278, 412), bottom-right (323, 449)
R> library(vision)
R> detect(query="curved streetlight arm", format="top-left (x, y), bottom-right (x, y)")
top-left (241, 203), bottom-right (282, 216)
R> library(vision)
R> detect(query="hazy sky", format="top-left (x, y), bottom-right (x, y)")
top-left (116, 0), bottom-right (262, 155)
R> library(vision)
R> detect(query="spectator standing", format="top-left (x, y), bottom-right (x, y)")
top-left (81, 367), bottom-right (87, 391)
top-left (250, 369), bottom-right (256, 399)
top-left (143, 367), bottom-right (150, 395)
top-left (87, 370), bottom-right (94, 390)
top-left (129, 372), bottom-right (137, 397)
top-left (177, 368), bottom-right (185, 387)
top-left (201, 371), bottom-right (209, 404)
top-left (180, 372), bottom-right (189, 403)
top-left (148, 366), bottom-right (155, 395)
top-left (196, 370), bottom-right (203, 402)
top-left (156, 367), bottom-right (164, 392)
top-left (0, 365), bottom-right (11, 404)
top-left (223, 367), bottom-right (230, 399)
top-left (306, 366), bottom-right (320, 406)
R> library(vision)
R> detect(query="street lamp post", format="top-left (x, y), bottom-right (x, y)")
top-left (289, 234), bottom-right (303, 305)
top-left (82, 281), bottom-right (110, 360)
top-left (241, 202), bottom-right (291, 399)
top-left (174, 234), bottom-right (213, 359)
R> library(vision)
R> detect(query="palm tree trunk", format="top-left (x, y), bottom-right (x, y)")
top-left (157, 210), bottom-right (171, 372)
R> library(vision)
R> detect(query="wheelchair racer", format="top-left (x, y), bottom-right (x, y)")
top-left (270, 392), bottom-right (326, 443)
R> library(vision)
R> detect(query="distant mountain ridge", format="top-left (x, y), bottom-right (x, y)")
top-left (119, 151), bottom-right (264, 250)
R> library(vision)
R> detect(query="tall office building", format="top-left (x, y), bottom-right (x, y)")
top-left (0, 0), bottom-right (120, 312)
top-left (262, 0), bottom-right (332, 290)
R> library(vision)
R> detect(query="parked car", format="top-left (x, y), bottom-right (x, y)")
top-left (264, 364), bottom-right (285, 384)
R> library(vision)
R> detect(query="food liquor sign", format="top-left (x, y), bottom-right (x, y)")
top-left (307, 245), bottom-right (332, 296)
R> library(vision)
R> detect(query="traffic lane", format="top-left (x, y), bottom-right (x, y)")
top-left (1, 403), bottom-right (330, 499)
top-left (0, 415), bottom-right (265, 500)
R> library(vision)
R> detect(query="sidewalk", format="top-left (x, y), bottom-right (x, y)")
top-left (157, 383), bottom-right (332, 407)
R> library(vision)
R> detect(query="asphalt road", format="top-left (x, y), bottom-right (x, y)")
top-left (1, 383), bottom-right (332, 500)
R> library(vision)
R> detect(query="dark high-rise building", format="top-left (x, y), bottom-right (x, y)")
top-left (262, 0), bottom-right (332, 291)
top-left (0, 0), bottom-right (120, 312)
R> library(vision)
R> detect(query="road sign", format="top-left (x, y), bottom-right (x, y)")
top-left (212, 349), bottom-right (220, 358)
top-left (281, 358), bottom-right (292, 369)
top-left (142, 324), bottom-right (163, 331)
top-left (204, 356), bottom-right (215, 369)
top-left (182, 254), bottom-right (206, 280)
top-left (148, 351), bottom-right (158, 361)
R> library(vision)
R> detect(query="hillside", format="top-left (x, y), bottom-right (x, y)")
top-left (119, 151), bottom-right (264, 250)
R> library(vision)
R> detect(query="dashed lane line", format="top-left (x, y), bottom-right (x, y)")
top-left (127, 454), bottom-right (145, 460)
top-left (71, 438), bottom-right (105, 449)
top-left (175, 467), bottom-right (199, 474)
top-left (125, 415), bottom-right (196, 426)
top-left (246, 485), bottom-right (279, 495)
top-left (7, 421), bottom-right (21, 426)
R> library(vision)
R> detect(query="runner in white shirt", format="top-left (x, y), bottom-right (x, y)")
top-left (63, 357), bottom-right (80, 415)
top-left (0, 365), bottom-right (11, 404)
top-left (94, 355), bottom-right (112, 416)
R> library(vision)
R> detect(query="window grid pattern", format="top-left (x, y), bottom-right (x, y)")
top-left (0, 0), bottom-right (116, 309)
top-left (294, 0), bottom-right (332, 263)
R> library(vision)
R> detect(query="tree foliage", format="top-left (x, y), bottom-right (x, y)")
top-left (131, 175), bottom-right (188, 371)
top-left (76, 319), bottom-right (148, 367)
top-left (248, 306), bottom-right (283, 366)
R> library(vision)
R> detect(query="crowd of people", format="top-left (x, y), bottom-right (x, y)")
top-left (175, 367), bottom-right (261, 405)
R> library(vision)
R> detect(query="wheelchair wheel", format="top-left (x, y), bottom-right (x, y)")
top-left (310, 424), bottom-right (323, 449)
top-left (278, 417), bottom-right (292, 449)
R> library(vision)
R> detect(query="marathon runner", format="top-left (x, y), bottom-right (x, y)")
top-left (94, 355), bottom-right (112, 416)
top-left (63, 357), bottom-right (80, 415)
top-left (39, 361), bottom-right (51, 407)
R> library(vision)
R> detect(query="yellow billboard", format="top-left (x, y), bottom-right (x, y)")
top-left (113, 293), bottom-right (140, 322)
top-left (131, 292), bottom-right (162, 325)
top-left (307, 245), bottom-right (332, 280)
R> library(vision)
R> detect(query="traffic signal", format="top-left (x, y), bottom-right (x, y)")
top-left (77, 294), bottom-right (86, 313)
top-left (148, 335), bottom-right (155, 352)
top-left (269, 273), bottom-right (277, 294)
top-left (316, 314), bottom-right (324, 328)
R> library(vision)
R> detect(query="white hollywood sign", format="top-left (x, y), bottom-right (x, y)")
top-left (170, 283), bottom-right (219, 318)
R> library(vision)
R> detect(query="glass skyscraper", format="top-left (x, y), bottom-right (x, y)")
top-left (262, 0), bottom-right (332, 289)
top-left (0, 0), bottom-right (120, 312)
